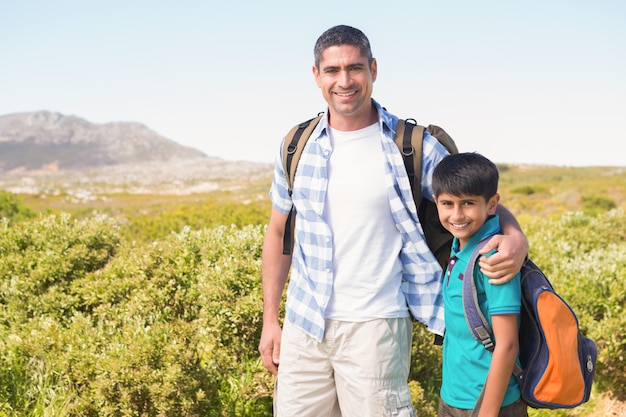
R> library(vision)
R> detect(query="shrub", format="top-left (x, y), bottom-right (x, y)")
top-left (0, 218), bottom-right (272, 416)
top-left (69, 224), bottom-right (271, 416)
top-left (409, 379), bottom-right (437, 416)
top-left (123, 201), bottom-right (271, 242)
top-left (0, 213), bottom-right (121, 416)
top-left (0, 191), bottom-right (35, 224)
top-left (581, 195), bottom-right (617, 215)
top-left (0, 214), bottom-right (120, 324)
top-left (410, 322), bottom-right (442, 406)
top-left (0, 208), bottom-right (625, 415)
top-left (510, 185), bottom-right (549, 196)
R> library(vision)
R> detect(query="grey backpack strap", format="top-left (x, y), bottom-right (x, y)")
top-left (463, 238), bottom-right (525, 414)
top-left (462, 237), bottom-right (524, 377)
top-left (462, 238), bottom-right (495, 351)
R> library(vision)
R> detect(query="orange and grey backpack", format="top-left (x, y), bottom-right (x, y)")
top-left (463, 238), bottom-right (597, 410)
top-left (280, 114), bottom-right (458, 270)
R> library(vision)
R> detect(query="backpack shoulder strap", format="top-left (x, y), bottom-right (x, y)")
top-left (427, 124), bottom-right (459, 155)
top-left (280, 114), bottom-right (323, 255)
top-left (394, 119), bottom-right (426, 206)
top-left (462, 238), bottom-right (495, 351)
top-left (282, 115), bottom-right (323, 194)
top-left (394, 119), bottom-right (460, 205)
top-left (462, 239), bottom-right (523, 375)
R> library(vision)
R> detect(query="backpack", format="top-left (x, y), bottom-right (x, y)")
top-left (462, 238), bottom-right (598, 410)
top-left (280, 114), bottom-right (458, 270)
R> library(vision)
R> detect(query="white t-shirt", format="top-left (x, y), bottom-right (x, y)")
top-left (323, 123), bottom-right (408, 320)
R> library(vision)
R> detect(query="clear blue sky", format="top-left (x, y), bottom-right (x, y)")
top-left (2, 0), bottom-right (625, 166)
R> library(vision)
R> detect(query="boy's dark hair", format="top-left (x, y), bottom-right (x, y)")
top-left (432, 152), bottom-right (499, 201)
top-left (313, 25), bottom-right (373, 69)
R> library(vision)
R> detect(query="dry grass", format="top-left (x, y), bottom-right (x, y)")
top-left (526, 392), bottom-right (626, 417)
top-left (10, 164), bottom-right (626, 223)
top-left (497, 164), bottom-right (626, 219)
top-left (592, 393), bottom-right (626, 416)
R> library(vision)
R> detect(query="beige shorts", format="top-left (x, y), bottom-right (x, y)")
top-left (274, 317), bottom-right (416, 417)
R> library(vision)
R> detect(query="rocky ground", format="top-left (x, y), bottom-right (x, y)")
top-left (0, 157), bottom-right (273, 197)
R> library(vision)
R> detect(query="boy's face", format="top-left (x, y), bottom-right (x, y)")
top-left (434, 192), bottom-right (500, 248)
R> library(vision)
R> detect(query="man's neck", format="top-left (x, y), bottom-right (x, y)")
top-left (328, 104), bottom-right (378, 132)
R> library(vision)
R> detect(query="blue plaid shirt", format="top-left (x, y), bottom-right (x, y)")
top-left (270, 100), bottom-right (447, 342)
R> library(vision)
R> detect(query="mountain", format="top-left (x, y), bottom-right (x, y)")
top-left (0, 110), bottom-right (207, 173)
top-left (0, 111), bottom-right (273, 195)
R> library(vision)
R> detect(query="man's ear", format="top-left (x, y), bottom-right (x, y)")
top-left (312, 64), bottom-right (321, 88)
top-left (371, 58), bottom-right (378, 81)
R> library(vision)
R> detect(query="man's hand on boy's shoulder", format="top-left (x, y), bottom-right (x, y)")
top-left (479, 233), bottom-right (528, 284)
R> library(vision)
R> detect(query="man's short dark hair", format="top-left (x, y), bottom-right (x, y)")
top-left (313, 25), bottom-right (373, 69)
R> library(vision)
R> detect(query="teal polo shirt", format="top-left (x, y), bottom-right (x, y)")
top-left (440, 214), bottom-right (522, 409)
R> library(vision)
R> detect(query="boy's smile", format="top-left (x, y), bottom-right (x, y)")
top-left (434, 192), bottom-right (499, 248)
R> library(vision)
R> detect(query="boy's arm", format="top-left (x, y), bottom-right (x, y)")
top-left (478, 314), bottom-right (519, 417)
top-left (479, 205), bottom-right (528, 284)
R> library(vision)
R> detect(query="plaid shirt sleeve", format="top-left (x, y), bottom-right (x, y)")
top-left (268, 124), bottom-right (334, 342)
top-left (382, 132), bottom-right (446, 335)
top-left (268, 143), bottom-right (292, 215)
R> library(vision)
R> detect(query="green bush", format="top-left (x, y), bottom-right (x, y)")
top-left (0, 213), bottom-right (120, 324)
top-left (123, 201), bottom-right (271, 242)
top-left (0, 191), bottom-right (35, 224)
top-left (0, 213), bottom-right (121, 415)
top-left (69, 224), bottom-right (271, 416)
top-left (409, 379), bottom-right (437, 417)
top-left (0, 209), bottom-right (624, 415)
top-left (0, 216), bottom-right (272, 416)
top-left (510, 185), bottom-right (549, 196)
top-left (581, 194), bottom-right (617, 215)
top-left (410, 322), bottom-right (442, 407)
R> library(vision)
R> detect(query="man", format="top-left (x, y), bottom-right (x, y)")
top-left (259, 25), bottom-right (528, 417)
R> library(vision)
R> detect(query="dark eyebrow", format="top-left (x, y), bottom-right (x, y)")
top-left (322, 62), bottom-right (366, 72)
top-left (322, 65), bottom-right (340, 72)
top-left (346, 63), bottom-right (366, 70)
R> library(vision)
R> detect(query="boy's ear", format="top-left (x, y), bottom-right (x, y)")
top-left (488, 193), bottom-right (500, 214)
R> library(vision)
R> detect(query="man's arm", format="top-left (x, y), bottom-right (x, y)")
top-left (258, 207), bottom-right (293, 375)
top-left (479, 205), bottom-right (528, 284)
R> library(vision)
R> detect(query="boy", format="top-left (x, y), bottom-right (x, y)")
top-left (432, 152), bottom-right (528, 417)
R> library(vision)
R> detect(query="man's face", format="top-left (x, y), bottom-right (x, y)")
top-left (312, 44), bottom-right (377, 129)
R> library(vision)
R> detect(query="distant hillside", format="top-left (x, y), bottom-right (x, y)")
top-left (0, 111), bottom-right (207, 172)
